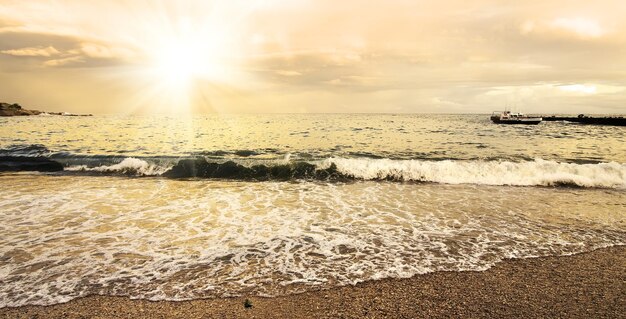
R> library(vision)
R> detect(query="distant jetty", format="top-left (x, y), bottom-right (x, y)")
top-left (541, 114), bottom-right (626, 126)
top-left (0, 102), bottom-right (92, 117)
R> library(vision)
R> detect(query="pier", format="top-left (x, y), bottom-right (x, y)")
top-left (540, 114), bottom-right (626, 126)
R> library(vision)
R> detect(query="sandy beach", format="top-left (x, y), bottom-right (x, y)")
top-left (3, 0), bottom-right (626, 317)
top-left (1, 245), bottom-right (623, 319)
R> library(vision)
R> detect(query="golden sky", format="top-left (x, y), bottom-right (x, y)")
top-left (1, 0), bottom-right (625, 114)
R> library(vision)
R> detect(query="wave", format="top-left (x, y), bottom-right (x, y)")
top-left (0, 156), bottom-right (63, 172)
top-left (59, 157), bottom-right (626, 188)
top-left (65, 157), bottom-right (171, 176)
top-left (0, 144), bottom-right (51, 157)
top-left (325, 158), bottom-right (626, 188)
top-left (1, 144), bottom-right (624, 188)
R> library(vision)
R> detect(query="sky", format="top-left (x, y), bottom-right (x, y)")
top-left (1, 0), bottom-right (625, 114)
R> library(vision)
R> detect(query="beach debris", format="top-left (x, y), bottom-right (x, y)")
top-left (244, 298), bottom-right (253, 309)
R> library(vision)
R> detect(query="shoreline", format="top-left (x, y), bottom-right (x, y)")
top-left (1, 246), bottom-right (624, 318)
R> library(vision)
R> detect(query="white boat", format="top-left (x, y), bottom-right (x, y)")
top-left (490, 111), bottom-right (542, 125)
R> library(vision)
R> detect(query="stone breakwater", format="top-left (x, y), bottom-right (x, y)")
top-left (542, 115), bottom-right (626, 126)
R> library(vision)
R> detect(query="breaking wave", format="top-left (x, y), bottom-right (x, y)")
top-left (0, 144), bottom-right (51, 157)
top-left (325, 158), bottom-right (626, 188)
top-left (160, 157), bottom-right (626, 188)
top-left (48, 157), bottom-right (626, 188)
top-left (1, 144), bottom-right (624, 188)
top-left (65, 157), bottom-right (170, 176)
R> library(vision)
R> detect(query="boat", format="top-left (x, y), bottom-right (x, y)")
top-left (490, 111), bottom-right (542, 125)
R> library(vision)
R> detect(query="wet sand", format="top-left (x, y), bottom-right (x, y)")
top-left (1, 246), bottom-right (624, 319)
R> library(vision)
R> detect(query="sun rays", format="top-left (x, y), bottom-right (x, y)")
top-left (99, 1), bottom-right (270, 115)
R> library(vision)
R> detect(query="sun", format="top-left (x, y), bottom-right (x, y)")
top-left (139, 30), bottom-right (234, 113)
top-left (151, 36), bottom-right (223, 90)
top-left (155, 45), bottom-right (200, 85)
top-left (145, 14), bottom-right (236, 93)
top-left (126, 9), bottom-right (256, 114)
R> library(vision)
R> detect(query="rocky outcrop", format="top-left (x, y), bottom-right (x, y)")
top-left (0, 102), bottom-right (92, 117)
top-left (0, 156), bottom-right (64, 172)
top-left (0, 103), bottom-right (41, 116)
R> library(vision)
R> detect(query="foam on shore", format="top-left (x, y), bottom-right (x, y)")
top-left (0, 175), bottom-right (624, 307)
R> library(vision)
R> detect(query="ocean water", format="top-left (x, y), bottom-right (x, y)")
top-left (0, 114), bottom-right (625, 307)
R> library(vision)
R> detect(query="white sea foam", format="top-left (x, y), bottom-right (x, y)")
top-left (0, 175), bottom-right (624, 308)
top-left (66, 157), bottom-right (170, 176)
top-left (325, 158), bottom-right (626, 188)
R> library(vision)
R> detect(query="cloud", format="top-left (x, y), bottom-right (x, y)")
top-left (550, 18), bottom-right (606, 38)
top-left (79, 43), bottom-right (135, 60)
top-left (275, 70), bottom-right (302, 76)
top-left (520, 17), bottom-right (609, 41)
top-left (1, 1), bottom-right (626, 113)
top-left (0, 17), bottom-right (22, 30)
top-left (0, 31), bottom-right (138, 69)
top-left (43, 56), bottom-right (84, 67)
top-left (559, 84), bottom-right (597, 94)
top-left (1, 45), bottom-right (60, 57)
top-left (558, 83), bottom-right (625, 95)
top-left (248, 50), bottom-right (375, 88)
top-left (325, 75), bottom-right (377, 87)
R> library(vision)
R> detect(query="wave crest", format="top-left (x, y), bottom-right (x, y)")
top-left (66, 158), bottom-right (170, 176)
top-left (0, 144), bottom-right (51, 157)
top-left (325, 158), bottom-right (626, 188)
top-left (8, 154), bottom-right (626, 188)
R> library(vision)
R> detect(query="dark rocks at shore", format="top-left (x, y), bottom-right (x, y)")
top-left (0, 156), bottom-right (64, 172)
top-left (163, 158), bottom-right (346, 180)
top-left (0, 103), bottom-right (41, 116)
top-left (0, 102), bottom-right (92, 117)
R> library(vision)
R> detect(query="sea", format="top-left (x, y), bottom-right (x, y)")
top-left (0, 114), bottom-right (625, 307)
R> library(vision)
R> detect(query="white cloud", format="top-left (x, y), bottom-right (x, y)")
top-left (44, 56), bottom-right (84, 67)
top-left (551, 18), bottom-right (605, 38)
top-left (485, 83), bottom-right (623, 97)
top-left (275, 70), bottom-right (302, 76)
top-left (558, 84), bottom-right (625, 95)
top-left (325, 75), bottom-right (377, 86)
top-left (559, 84), bottom-right (597, 94)
top-left (80, 43), bottom-right (135, 59)
top-left (1, 46), bottom-right (60, 57)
